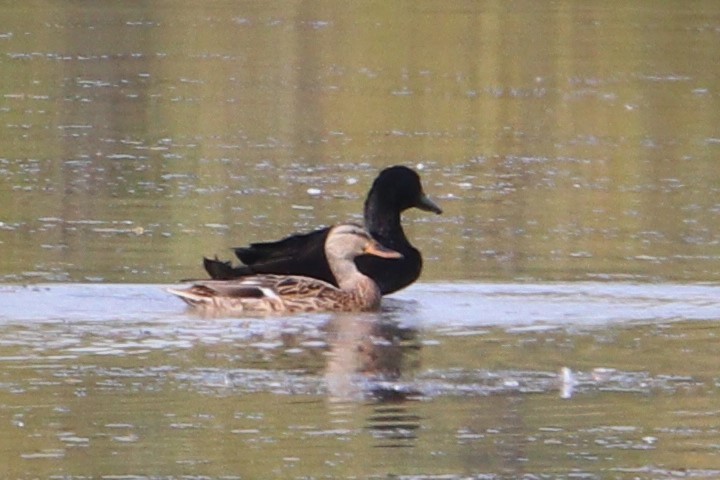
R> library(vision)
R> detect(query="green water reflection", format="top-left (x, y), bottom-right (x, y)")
top-left (1, 314), bottom-right (720, 478)
top-left (1, 1), bottom-right (720, 478)
top-left (0, 1), bottom-right (719, 283)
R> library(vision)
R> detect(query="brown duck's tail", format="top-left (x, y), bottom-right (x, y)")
top-left (167, 286), bottom-right (213, 307)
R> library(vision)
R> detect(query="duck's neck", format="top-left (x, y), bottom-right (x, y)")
top-left (331, 258), bottom-right (370, 290)
top-left (364, 196), bottom-right (409, 248)
top-left (330, 258), bottom-right (382, 308)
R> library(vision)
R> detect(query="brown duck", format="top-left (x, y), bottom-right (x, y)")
top-left (169, 224), bottom-right (402, 315)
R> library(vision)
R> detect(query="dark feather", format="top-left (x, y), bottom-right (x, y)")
top-left (202, 166), bottom-right (441, 294)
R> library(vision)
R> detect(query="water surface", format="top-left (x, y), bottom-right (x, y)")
top-left (2, 283), bottom-right (720, 478)
top-left (1, 1), bottom-right (720, 478)
top-left (1, 0), bottom-right (719, 284)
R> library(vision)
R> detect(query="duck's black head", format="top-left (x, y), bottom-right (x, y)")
top-left (364, 166), bottom-right (443, 216)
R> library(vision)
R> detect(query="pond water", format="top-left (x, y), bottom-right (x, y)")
top-left (2, 283), bottom-right (720, 478)
top-left (1, 1), bottom-right (720, 478)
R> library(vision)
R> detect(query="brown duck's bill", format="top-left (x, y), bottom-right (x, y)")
top-left (364, 240), bottom-right (404, 259)
top-left (417, 193), bottom-right (443, 214)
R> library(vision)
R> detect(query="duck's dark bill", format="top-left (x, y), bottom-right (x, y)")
top-left (365, 241), bottom-right (403, 259)
top-left (417, 194), bottom-right (443, 214)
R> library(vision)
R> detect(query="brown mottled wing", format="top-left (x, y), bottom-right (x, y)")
top-left (269, 276), bottom-right (353, 313)
top-left (171, 274), bottom-right (373, 314)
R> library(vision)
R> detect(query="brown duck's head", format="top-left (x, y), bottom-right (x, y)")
top-left (326, 224), bottom-right (403, 261)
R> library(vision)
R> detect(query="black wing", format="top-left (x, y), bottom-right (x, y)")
top-left (204, 227), bottom-right (337, 286)
top-left (203, 257), bottom-right (254, 280)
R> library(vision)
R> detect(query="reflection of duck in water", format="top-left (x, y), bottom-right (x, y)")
top-left (168, 224), bottom-right (401, 315)
top-left (203, 166), bottom-right (442, 295)
top-left (325, 315), bottom-right (421, 398)
top-left (325, 314), bottom-right (423, 447)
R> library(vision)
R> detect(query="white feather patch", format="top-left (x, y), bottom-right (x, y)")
top-left (259, 287), bottom-right (279, 299)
